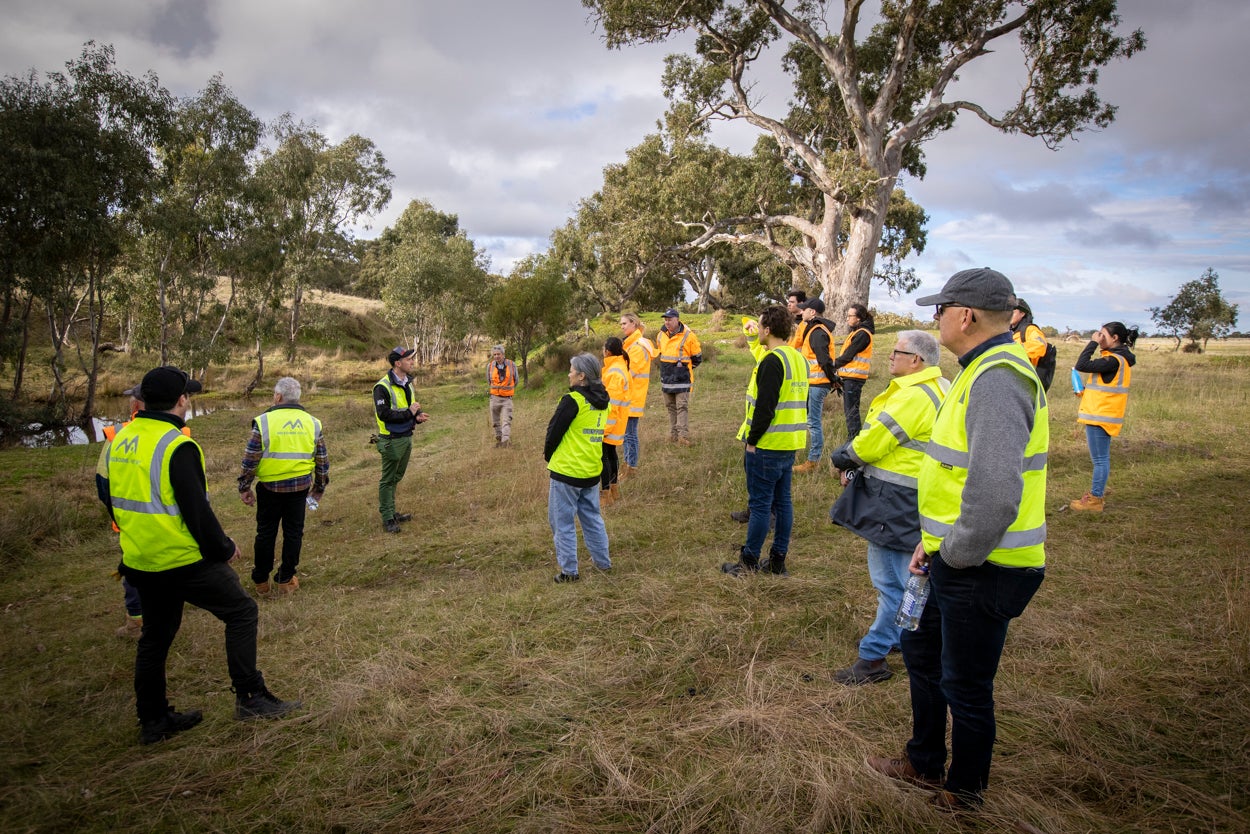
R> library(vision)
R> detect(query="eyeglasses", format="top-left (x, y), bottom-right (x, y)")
top-left (933, 303), bottom-right (966, 320)
top-left (890, 349), bottom-right (917, 360)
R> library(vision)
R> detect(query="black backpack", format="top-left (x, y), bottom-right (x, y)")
top-left (1036, 343), bottom-right (1057, 392)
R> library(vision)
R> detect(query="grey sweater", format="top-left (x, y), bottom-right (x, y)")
top-left (940, 360), bottom-right (1041, 569)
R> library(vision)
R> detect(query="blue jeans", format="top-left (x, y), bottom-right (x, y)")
top-left (1085, 424), bottom-right (1111, 497)
top-left (548, 479), bottom-right (611, 576)
top-left (901, 557), bottom-right (1044, 801)
top-left (859, 542), bottom-right (911, 660)
top-left (122, 576), bottom-right (142, 617)
top-left (743, 448), bottom-right (795, 560)
top-left (805, 385), bottom-right (831, 462)
top-left (623, 417), bottom-right (640, 467)
top-left (840, 377), bottom-right (865, 440)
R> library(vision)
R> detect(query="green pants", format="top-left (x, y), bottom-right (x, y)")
top-left (377, 435), bottom-right (412, 521)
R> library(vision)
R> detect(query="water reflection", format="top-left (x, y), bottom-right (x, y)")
top-left (2, 398), bottom-right (231, 448)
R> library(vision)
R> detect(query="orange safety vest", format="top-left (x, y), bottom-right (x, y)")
top-left (1013, 324), bottom-right (1048, 367)
top-left (798, 320), bottom-right (832, 385)
top-left (1077, 351), bottom-right (1132, 437)
top-left (488, 360), bottom-right (517, 397)
top-left (836, 328), bottom-right (873, 380)
top-left (602, 355), bottom-right (631, 446)
top-left (622, 329), bottom-right (654, 417)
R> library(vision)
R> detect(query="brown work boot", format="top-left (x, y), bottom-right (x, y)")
top-left (793, 460), bottom-right (818, 474)
top-left (116, 615), bottom-right (143, 639)
top-left (254, 581), bottom-right (271, 596)
top-left (865, 753), bottom-right (943, 789)
top-left (617, 465), bottom-right (635, 482)
top-left (1069, 493), bottom-right (1105, 512)
top-left (599, 488), bottom-right (616, 508)
top-left (677, 437), bottom-right (692, 447)
top-left (275, 576), bottom-right (300, 595)
top-left (608, 483), bottom-right (620, 502)
top-left (930, 789), bottom-right (980, 812)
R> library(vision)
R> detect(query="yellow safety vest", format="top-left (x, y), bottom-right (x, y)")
top-left (1077, 351), bottom-right (1131, 437)
top-left (548, 391), bottom-right (605, 479)
top-left (737, 345), bottom-right (809, 451)
top-left (375, 373), bottom-right (414, 436)
top-left (602, 356), bottom-right (631, 446)
top-left (106, 417), bottom-right (206, 572)
top-left (849, 366), bottom-right (950, 488)
top-left (837, 328), bottom-right (874, 380)
top-left (255, 407), bottom-right (320, 482)
top-left (798, 320), bottom-right (833, 385)
top-left (918, 343), bottom-right (1048, 568)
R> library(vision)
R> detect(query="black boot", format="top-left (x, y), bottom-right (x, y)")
top-left (721, 548), bottom-right (760, 577)
top-left (759, 550), bottom-right (788, 576)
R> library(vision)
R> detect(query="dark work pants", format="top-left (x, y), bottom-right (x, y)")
top-left (901, 557), bottom-right (1044, 801)
top-left (840, 376), bottom-right (865, 440)
top-left (600, 444), bottom-right (619, 490)
top-left (127, 560), bottom-right (263, 721)
top-left (252, 484), bottom-right (309, 584)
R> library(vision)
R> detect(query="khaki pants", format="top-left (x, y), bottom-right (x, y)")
top-left (490, 394), bottom-right (513, 442)
top-left (663, 390), bottom-right (690, 440)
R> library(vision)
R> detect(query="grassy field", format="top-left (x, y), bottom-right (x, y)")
top-left (1, 317), bottom-right (1247, 833)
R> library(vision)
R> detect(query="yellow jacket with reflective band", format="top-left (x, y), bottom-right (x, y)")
top-left (1013, 323), bottom-right (1048, 367)
top-left (798, 320), bottom-right (833, 385)
top-left (847, 365), bottom-right (950, 488)
top-left (548, 391), bottom-right (605, 479)
top-left (656, 325), bottom-right (701, 391)
top-left (106, 417), bottom-right (206, 572)
top-left (488, 360), bottom-right (517, 397)
top-left (374, 373), bottom-right (413, 436)
top-left (622, 329), bottom-right (654, 417)
top-left (99, 417), bottom-right (190, 533)
top-left (1077, 350), bottom-right (1131, 437)
top-left (602, 355), bottom-right (631, 446)
top-left (836, 328), bottom-right (874, 379)
top-left (255, 406), bottom-right (321, 482)
top-left (737, 345), bottom-right (809, 451)
top-left (919, 343), bottom-right (1048, 568)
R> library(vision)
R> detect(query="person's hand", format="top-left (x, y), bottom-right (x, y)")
top-left (745, 444), bottom-right (756, 453)
top-left (310, 491), bottom-right (324, 503)
top-left (415, 412), bottom-right (430, 423)
top-left (839, 470), bottom-right (850, 488)
top-left (908, 542), bottom-right (929, 575)
top-left (228, 545), bottom-right (241, 564)
top-left (240, 488), bottom-right (255, 507)
top-left (743, 320), bottom-right (759, 336)
top-left (409, 401), bottom-right (422, 413)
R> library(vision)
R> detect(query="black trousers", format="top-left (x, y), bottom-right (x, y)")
top-left (600, 444), bottom-right (619, 490)
top-left (252, 484), bottom-right (309, 584)
top-left (127, 559), bottom-right (262, 721)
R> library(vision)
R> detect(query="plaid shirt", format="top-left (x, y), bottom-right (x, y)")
top-left (238, 420), bottom-right (330, 495)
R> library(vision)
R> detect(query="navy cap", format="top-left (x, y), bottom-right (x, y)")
top-left (662, 308), bottom-right (680, 318)
top-left (139, 366), bottom-right (202, 409)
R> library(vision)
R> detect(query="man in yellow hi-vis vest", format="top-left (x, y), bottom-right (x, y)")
top-left (100, 366), bottom-right (300, 745)
top-left (868, 269), bottom-right (1047, 812)
top-left (237, 376), bottom-right (328, 596)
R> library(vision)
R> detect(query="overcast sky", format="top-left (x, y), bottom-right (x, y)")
top-left (3, 0), bottom-right (1247, 332)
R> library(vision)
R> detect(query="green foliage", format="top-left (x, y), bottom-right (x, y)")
top-left (1149, 268), bottom-right (1239, 352)
top-left (485, 254), bottom-right (571, 383)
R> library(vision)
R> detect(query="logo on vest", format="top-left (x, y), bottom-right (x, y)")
top-left (117, 436), bottom-right (140, 454)
top-left (282, 418), bottom-right (305, 430)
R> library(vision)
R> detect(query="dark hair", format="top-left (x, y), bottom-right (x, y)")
top-left (848, 303), bottom-right (873, 327)
top-left (760, 305), bottom-right (793, 342)
top-left (604, 336), bottom-right (630, 370)
top-left (786, 289), bottom-right (807, 303)
top-left (1103, 321), bottom-right (1139, 348)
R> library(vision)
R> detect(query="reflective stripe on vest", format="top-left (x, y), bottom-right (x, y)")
top-left (799, 320), bottom-right (832, 384)
top-left (255, 407), bottom-right (320, 482)
top-left (603, 360), bottom-right (631, 445)
top-left (918, 344), bottom-right (1048, 568)
top-left (849, 367), bottom-right (949, 491)
top-left (375, 374), bottom-right (414, 436)
top-left (837, 328), bottom-right (874, 379)
top-left (107, 418), bottom-right (205, 572)
top-left (737, 345), bottom-right (809, 451)
top-left (489, 361), bottom-right (517, 397)
top-left (623, 330), bottom-right (652, 417)
top-left (1077, 351), bottom-right (1131, 437)
top-left (548, 391), bottom-right (606, 479)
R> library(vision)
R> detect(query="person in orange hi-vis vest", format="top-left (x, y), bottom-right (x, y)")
top-left (487, 345), bottom-right (518, 448)
top-left (1070, 321), bottom-right (1139, 513)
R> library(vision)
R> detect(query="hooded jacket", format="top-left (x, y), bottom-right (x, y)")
top-left (544, 382), bottom-right (611, 487)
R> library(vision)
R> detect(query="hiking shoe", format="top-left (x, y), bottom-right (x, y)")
top-left (116, 616), bottom-right (143, 639)
top-left (720, 560), bottom-right (759, 577)
top-left (554, 572), bottom-right (580, 583)
top-left (254, 581), bottom-right (271, 595)
top-left (931, 789), bottom-right (981, 812)
top-left (758, 554), bottom-right (788, 576)
top-left (793, 460), bottom-right (818, 474)
top-left (393, 513), bottom-right (413, 522)
top-left (235, 688), bottom-right (301, 720)
top-left (1069, 493), bottom-right (1105, 512)
top-left (865, 753), bottom-right (943, 789)
top-left (275, 575), bottom-right (299, 595)
top-left (139, 707), bottom-right (203, 745)
top-left (834, 658), bottom-right (893, 685)
top-left (677, 437), bottom-right (692, 447)
top-left (729, 509), bottom-right (750, 523)
top-left (382, 519), bottom-right (402, 534)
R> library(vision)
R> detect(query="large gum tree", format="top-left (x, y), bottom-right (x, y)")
top-left (584, 0), bottom-right (1145, 320)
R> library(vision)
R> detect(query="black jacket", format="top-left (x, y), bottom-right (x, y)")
top-left (544, 383), bottom-right (611, 487)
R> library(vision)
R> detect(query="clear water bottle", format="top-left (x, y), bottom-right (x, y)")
top-left (894, 566), bottom-right (931, 631)
top-left (306, 495), bottom-right (319, 511)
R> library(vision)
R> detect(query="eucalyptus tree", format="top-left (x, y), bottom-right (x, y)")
top-left (584, 0), bottom-right (1145, 318)
top-left (0, 42), bottom-right (171, 415)
top-left (255, 116), bottom-right (392, 361)
top-left (372, 200), bottom-right (490, 366)
top-left (485, 254), bottom-right (571, 383)
top-left (1149, 268), bottom-right (1239, 353)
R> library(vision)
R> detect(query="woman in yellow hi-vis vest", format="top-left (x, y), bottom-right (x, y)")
top-left (544, 353), bottom-right (612, 582)
top-left (1071, 321), bottom-right (1139, 512)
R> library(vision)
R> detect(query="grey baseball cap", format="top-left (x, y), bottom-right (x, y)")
top-left (915, 267), bottom-right (1017, 312)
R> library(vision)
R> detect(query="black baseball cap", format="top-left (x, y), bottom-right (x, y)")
top-left (139, 366), bottom-right (203, 409)
top-left (388, 346), bottom-right (416, 365)
top-left (915, 268), bottom-right (1017, 312)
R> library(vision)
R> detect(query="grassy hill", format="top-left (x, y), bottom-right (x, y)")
top-left (0, 316), bottom-right (1247, 833)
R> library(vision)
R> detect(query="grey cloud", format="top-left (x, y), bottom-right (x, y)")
top-left (1184, 181), bottom-right (1250, 217)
